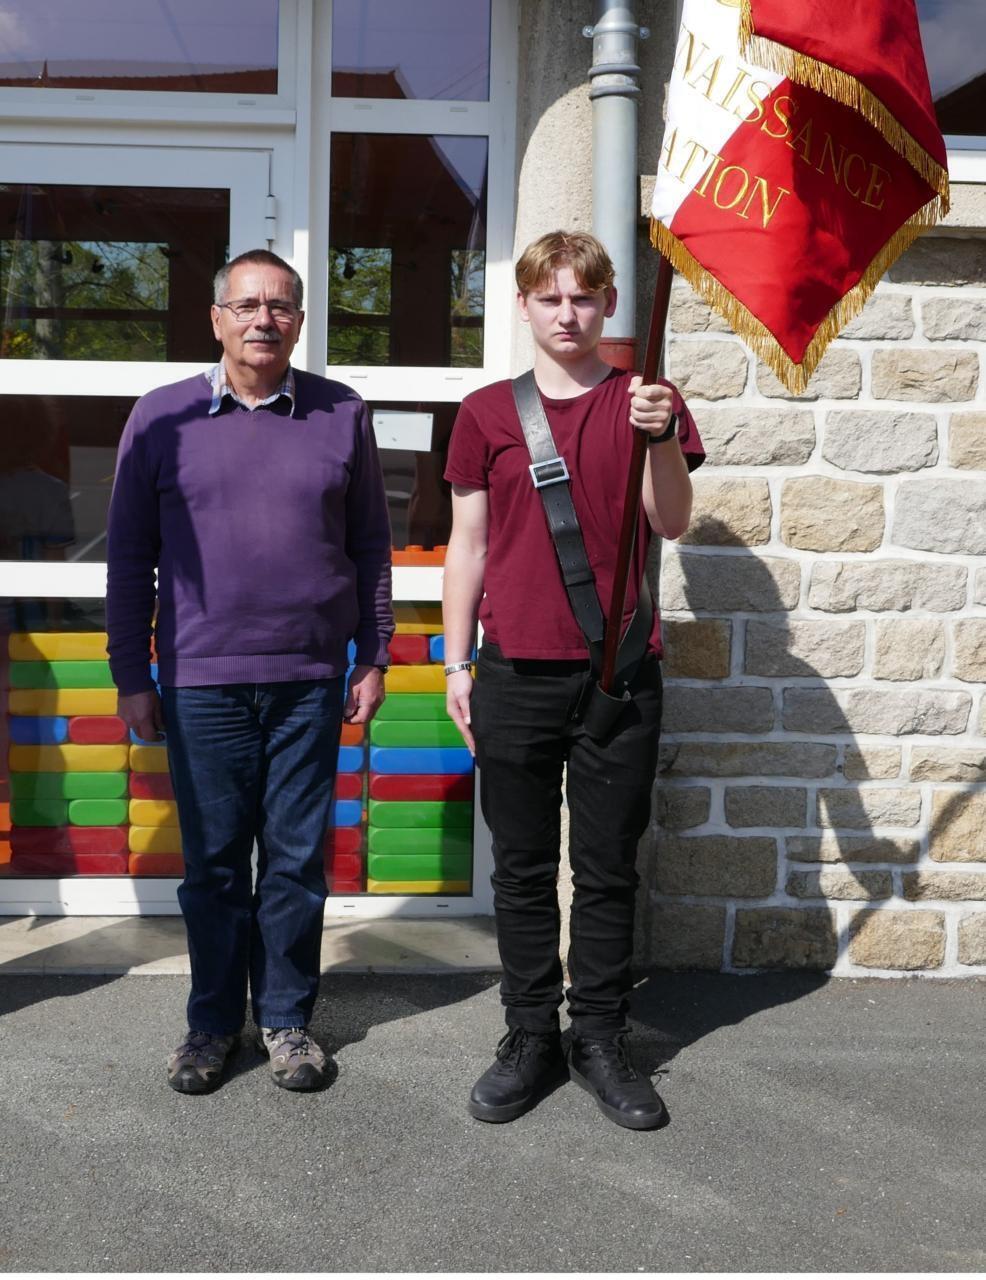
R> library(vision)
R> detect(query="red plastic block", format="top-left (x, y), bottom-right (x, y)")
top-left (324, 850), bottom-right (363, 880)
top-left (327, 877), bottom-right (362, 895)
top-left (9, 852), bottom-right (129, 875)
top-left (10, 825), bottom-right (129, 856)
top-left (389, 634), bottom-right (430, 665)
top-left (334, 774), bottom-right (363, 801)
top-left (369, 772), bottom-right (474, 802)
top-left (129, 772), bottom-right (175, 800)
top-left (339, 722), bottom-right (364, 746)
top-left (129, 852), bottom-right (184, 876)
top-left (323, 827), bottom-right (362, 856)
top-left (68, 716), bottom-right (128, 745)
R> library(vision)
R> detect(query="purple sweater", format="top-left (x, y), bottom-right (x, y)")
top-left (106, 369), bottom-right (393, 696)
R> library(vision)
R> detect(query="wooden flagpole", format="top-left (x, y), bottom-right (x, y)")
top-left (599, 251), bottom-right (675, 693)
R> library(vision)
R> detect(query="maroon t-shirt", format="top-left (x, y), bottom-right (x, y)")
top-left (444, 368), bottom-right (705, 660)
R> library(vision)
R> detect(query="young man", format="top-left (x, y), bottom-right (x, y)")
top-left (107, 249), bottom-right (393, 1095)
top-left (442, 231), bottom-right (704, 1130)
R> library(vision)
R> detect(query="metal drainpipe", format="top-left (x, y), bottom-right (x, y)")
top-left (585, 1), bottom-right (649, 371)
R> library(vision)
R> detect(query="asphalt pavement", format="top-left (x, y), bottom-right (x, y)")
top-left (0, 969), bottom-right (983, 1273)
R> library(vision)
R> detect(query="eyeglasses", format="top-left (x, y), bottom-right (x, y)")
top-left (217, 298), bottom-right (301, 322)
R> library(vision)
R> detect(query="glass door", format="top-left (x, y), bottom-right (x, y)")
top-left (0, 142), bottom-right (270, 913)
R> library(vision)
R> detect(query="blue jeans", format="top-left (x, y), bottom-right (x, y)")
top-left (161, 679), bottom-right (345, 1035)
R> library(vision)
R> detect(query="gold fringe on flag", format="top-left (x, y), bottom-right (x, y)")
top-left (651, 201), bottom-right (941, 395)
top-left (738, 0), bottom-right (950, 214)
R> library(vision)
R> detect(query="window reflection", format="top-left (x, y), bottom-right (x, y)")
top-left (917, 0), bottom-right (986, 135)
top-left (370, 401), bottom-right (456, 552)
top-left (0, 185), bottom-right (228, 362)
top-left (329, 134), bottom-right (487, 367)
top-left (0, 396), bottom-right (132, 564)
top-left (0, 0), bottom-right (279, 94)
top-left (331, 0), bottom-right (490, 102)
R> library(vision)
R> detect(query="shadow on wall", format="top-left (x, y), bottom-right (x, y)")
top-left (635, 519), bottom-right (973, 975)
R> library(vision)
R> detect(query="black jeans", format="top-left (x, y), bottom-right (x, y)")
top-left (471, 642), bottom-right (663, 1038)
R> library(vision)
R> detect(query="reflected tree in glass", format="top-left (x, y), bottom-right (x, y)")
top-left (327, 247), bottom-right (392, 365)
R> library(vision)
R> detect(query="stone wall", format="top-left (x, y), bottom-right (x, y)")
top-left (634, 236), bottom-right (986, 976)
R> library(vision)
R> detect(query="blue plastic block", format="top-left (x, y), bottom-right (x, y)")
top-left (130, 727), bottom-right (167, 745)
top-left (328, 798), bottom-right (362, 828)
top-left (369, 746), bottom-right (474, 775)
top-left (9, 716), bottom-right (68, 745)
top-left (336, 745), bottom-right (365, 773)
top-left (347, 640), bottom-right (357, 663)
top-left (428, 636), bottom-right (476, 663)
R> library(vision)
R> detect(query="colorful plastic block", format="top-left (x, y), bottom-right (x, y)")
top-left (391, 546), bottom-right (447, 567)
top-left (324, 827), bottom-right (362, 856)
top-left (128, 773), bottom-right (175, 800)
top-left (366, 879), bottom-right (470, 894)
top-left (324, 851), bottom-right (363, 881)
top-left (9, 772), bottom-right (127, 801)
top-left (8, 689), bottom-right (118, 716)
top-left (375, 693), bottom-right (450, 721)
top-left (383, 665), bottom-right (446, 693)
top-left (370, 720), bottom-right (465, 748)
top-left (9, 852), bottom-right (129, 876)
top-left (128, 852), bottom-right (183, 876)
top-left (339, 722), bottom-right (365, 746)
top-left (327, 878), bottom-right (362, 895)
top-left (9, 632), bottom-right (110, 661)
top-left (129, 799), bottom-right (179, 827)
top-left (128, 826), bottom-right (183, 855)
top-left (9, 826), bottom-right (129, 856)
top-left (129, 745), bottom-right (170, 773)
top-left (389, 634), bottom-right (430, 665)
top-left (11, 798), bottom-right (68, 828)
top-left (367, 852), bottom-right (472, 881)
top-left (130, 729), bottom-right (167, 746)
top-left (68, 716), bottom-right (128, 744)
top-left (8, 716), bottom-right (68, 745)
top-left (336, 745), bottom-right (364, 773)
top-left (393, 604), bottom-right (443, 635)
top-left (426, 637), bottom-right (476, 663)
top-left (367, 827), bottom-right (471, 856)
top-left (328, 798), bottom-right (362, 828)
top-left (68, 799), bottom-right (129, 827)
top-left (369, 746), bottom-right (473, 775)
top-left (368, 773), bottom-right (473, 802)
top-left (368, 800), bottom-right (472, 829)
top-left (334, 774), bottom-right (363, 801)
top-left (9, 745), bottom-right (129, 773)
top-left (8, 660), bottom-right (114, 689)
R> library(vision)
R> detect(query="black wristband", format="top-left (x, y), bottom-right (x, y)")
top-left (646, 412), bottom-right (678, 445)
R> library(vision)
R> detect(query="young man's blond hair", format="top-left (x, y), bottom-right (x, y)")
top-left (514, 230), bottom-right (615, 296)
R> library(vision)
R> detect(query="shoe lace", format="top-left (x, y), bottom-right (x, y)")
top-left (584, 1032), bottom-right (637, 1080)
top-left (494, 1027), bottom-right (528, 1069)
top-left (269, 1027), bottom-right (311, 1055)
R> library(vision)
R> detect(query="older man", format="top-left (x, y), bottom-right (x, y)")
top-left (107, 249), bottom-right (393, 1094)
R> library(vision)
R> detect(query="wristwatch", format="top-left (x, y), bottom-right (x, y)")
top-left (374, 664), bottom-right (390, 674)
top-left (647, 412), bottom-right (678, 445)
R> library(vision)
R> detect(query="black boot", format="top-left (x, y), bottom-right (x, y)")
top-left (569, 1032), bottom-right (665, 1130)
top-left (468, 1027), bottom-right (566, 1123)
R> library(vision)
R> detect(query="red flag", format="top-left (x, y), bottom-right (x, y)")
top-left (651, 0), bottom-right (949, 393)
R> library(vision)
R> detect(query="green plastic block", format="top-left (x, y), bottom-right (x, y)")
top-left (368, 800), bottom-right (472, 829)
top-left (370, 720), bottom-right (465, 748)
top-left (367, 852), bottom-right (472, 881)
top-left (9, 660), bottom-right (115, 689)
top-left (11, 798), bottom-right (69, 827)
top-left (9, 772), bottom-right (129, 800)
top-left (374, 693), bottom-right (450, 722)
top-left (67, 798), bottom-right (129, 826)
top-left (367, 826), bottom-right (472, 856)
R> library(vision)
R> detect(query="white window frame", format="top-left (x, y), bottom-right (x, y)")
top-left (302, 0), bottom-right (518, 402)
top-left (0, 1), bottom-right (297, 115)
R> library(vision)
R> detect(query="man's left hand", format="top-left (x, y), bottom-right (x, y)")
top-left (344, 664), bottom-right (386, 724)
top-left (628, 375), bottom-right (675, 437)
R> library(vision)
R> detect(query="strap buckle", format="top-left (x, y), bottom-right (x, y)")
top-left (529, 456), bottom-right (570, 489)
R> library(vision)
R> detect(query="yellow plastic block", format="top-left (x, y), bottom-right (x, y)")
top-left (9, 632), bottom-right (109, 661)
top-left (129, 745), bottom-right (170, 773)
top-left (129, 799), bottom-right (179, 827)
top-left (366, 879), bottom-right (470, 895)
top-left (129, 825), bottom-right (183, 855)
top-left (394, 604), bottom-right (443, 636)
top-left (8, 688), bottom-right (118, 716)
top-left (383, 664), bottom-right (446, 693)
top-left (9, 744), bottom-right (129, 773)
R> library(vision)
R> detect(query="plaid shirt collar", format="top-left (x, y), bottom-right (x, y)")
top-left (205, 360), bottom-right (296, 416)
